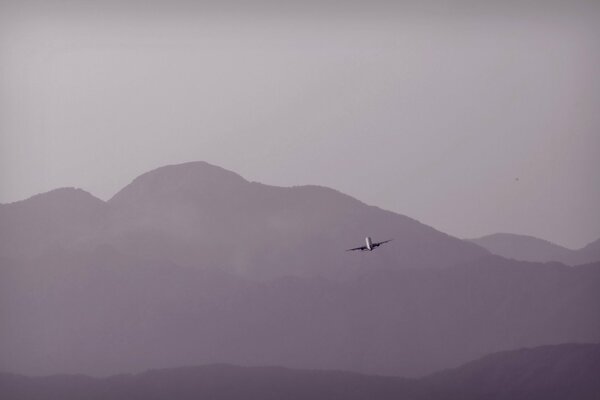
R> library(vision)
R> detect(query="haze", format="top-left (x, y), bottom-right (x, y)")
top-left (1, 1), bottom-right (599, 248)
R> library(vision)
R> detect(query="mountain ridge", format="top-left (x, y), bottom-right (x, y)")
top-left (468, 232), bottom-right (600, 265)
top-left (0, 161), bottom-right (489, 278)
top-left (1, 343), bottom-right (599, 400)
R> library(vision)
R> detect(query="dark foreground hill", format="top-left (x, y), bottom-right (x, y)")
top-left (468, 233), bottom-right (600, 265)
top-left (1, 344), bottom-right (599, 400)
top-left (417, 342), bottom-right (600, 400)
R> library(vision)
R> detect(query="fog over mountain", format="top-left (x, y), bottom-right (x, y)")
top-left (468, 233), bottom-right (600, 265)
top-left (1, 162), bottom-right (599, 380)
top-left (2, 344), bottom-right (599, 400)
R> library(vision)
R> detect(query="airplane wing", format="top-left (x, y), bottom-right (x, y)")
top-left (346, 245), bottom-right (368, 251)
top-left (372, 239), bottom-right (393, 248)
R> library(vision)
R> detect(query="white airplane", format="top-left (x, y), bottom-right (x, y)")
top-left (346, 236), bottom-right (392, 252)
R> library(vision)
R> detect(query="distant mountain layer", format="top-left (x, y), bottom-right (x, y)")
top-left (0, 161), bottom-right (488, 279)
top-left (2, 253), bottom-right (599, 377)
top-left (468, 233), bottom-right (600, 265)
top-left (1, 343), bottom-right (599, 400)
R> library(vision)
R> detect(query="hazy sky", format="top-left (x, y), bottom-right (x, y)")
top-left (1, 1), bottom-right (599, 248)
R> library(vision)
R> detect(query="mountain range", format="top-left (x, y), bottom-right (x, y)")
top-left (468, 233), bottom-right (600, 265)
top-left (1, 161), bottom-right (599, 380)
top-left (2, 343), bottom-right (599, 400)
top-left (1, 162), bottom-right (488, 280)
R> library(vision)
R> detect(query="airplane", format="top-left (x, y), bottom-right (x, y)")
top-left (346, 236), bottom-right (392, 252)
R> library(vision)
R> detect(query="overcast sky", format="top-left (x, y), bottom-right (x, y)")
top-left (1, 1), bottom-right (599, 248)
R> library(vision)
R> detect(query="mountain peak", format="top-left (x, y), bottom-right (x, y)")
top-left (109, 161), bottom-right (248, 204)
top-left (2, 187), bottom-right (104, 209)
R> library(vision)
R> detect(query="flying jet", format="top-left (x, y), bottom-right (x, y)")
top-left (346, 236), bottom-right (392, 252)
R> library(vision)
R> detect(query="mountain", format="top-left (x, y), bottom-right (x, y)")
top-left (2, 251), bottom-right (599, 377)
top-left (575, 238), bottom-right (600, 265)
top-left (2, 162), bottom-right (599, 378)
top-left (0, 188), bottom-right (108, 260)
top-left (468, 233), bottom-right (600, 265)
top-left (2, 344), bottom-right (599, 400)
top-left (417, 343), bottom-right (600, 400)
top-left (1, 161), bottom-right (489, 279)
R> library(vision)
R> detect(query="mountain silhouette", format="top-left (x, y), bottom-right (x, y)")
top-left (2, 251), bottom-right (598, 377)
top-left (468, 233), bottom-right (600, 265)
top-left (0, 188), bottom-right (108, 260)
top-left (416, 342), bottom-right (600, 400)
top-left (1, 162), bottom-right (599, 378)
top-left (1, 161), bottom-right (488, 279)
top-left (1, 344), bottom-right (598, 400)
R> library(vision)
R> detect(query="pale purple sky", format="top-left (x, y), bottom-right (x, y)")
top-left (1, 1), bottom-right (599, 248)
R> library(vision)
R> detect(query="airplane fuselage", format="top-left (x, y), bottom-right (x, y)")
top-left (346, 236), bottom-right (392, 252)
